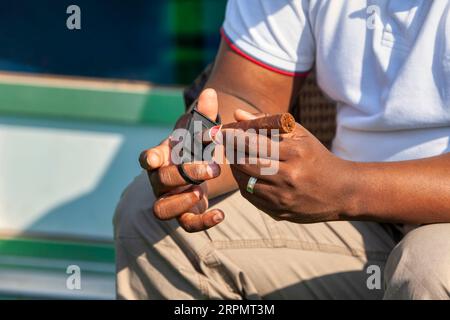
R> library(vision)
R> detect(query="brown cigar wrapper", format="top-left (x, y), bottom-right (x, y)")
top-left (222, 113), bottom-right (296, 134)
top-left (201, 113), bottom-right (296, 144)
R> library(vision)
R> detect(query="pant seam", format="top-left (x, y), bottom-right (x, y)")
top-left (197, 273), bottom-right (210, 299)
top-left (210, 239), bottom-right (389, 262)
top-left (196, 244), bottom-right (242, 298)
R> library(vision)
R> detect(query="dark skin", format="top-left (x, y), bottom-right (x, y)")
top-left (139, 39), bottom-right (304, 232)
top-left (222, 123), bottom-right (450, 224)
top-left (140, 39), bottom-right (450, 232)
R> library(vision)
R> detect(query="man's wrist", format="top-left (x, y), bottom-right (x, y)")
top-left (339, 160), bottom-right (367, 221)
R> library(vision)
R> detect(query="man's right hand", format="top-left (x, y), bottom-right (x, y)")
top-left (138, 89), bottom-right (225, 233)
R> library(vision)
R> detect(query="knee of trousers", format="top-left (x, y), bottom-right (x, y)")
top-left (113, 171), bottom-right (163, 240)
top-left (113, 172), bottom-right (245, 299)
top-left (384, 223), bottom-right (450, 299)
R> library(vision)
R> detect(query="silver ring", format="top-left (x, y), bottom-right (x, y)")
top-left (246, 177), bottom-right (258, 194)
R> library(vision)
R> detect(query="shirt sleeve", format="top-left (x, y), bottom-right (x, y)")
top-left (222, 0), bottom-right (315, 77)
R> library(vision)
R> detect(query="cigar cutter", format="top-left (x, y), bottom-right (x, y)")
top-left (180, 101), bottom-right (221, 164)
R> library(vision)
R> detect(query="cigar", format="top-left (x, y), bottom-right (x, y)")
top-left (202, 113), bottom-right (296, 143)
top-left (222, 113), bottom-right (296, 133)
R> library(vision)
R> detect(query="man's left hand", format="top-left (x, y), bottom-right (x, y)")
top-left (223, 111), bottom-right (359, 224)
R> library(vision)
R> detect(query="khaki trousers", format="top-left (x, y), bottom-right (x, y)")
top-left (114, 172), bottom-right (450, 300)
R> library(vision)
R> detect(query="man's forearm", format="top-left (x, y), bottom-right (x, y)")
top-left (199, 39), bottom-right (305, 199)
top-left (347, 153), bottom-right (450, 224)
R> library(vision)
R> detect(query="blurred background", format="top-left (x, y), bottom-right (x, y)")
top-left (0, 0), bottom-right (226, 299)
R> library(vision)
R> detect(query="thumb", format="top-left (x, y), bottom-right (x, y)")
top-left (197, 88), bottom-right (219, 121)
top-left (139, 139), bottom-right (171, 170)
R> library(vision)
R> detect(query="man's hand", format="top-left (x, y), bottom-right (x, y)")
top-left (137, 36), bottom-right (307, 231)
top-left (223, 110), bottom-right (450, 225)
top-left (139, 89), bottom-right (225, 232)
top-left (223, 111), bottom-right (357, 224)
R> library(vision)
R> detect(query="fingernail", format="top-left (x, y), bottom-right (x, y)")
top-left (237, 109), bottom-right (258, 120)
top-left (192, 189), bottom-right (202, 200)
top-left (206, 163), bottom-right (220, 177)
top-left (213, 211), bottom-right (224, 223)
top-left (169, 135), bottom-right (180, 144)
top-left (208, 125), bottom-right (222, 143)
top-left (239, 109), bottom-right (252, 116)
top-left (148, 152), bottom-right (160, 167)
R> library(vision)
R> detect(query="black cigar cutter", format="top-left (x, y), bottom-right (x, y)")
top-left (178, 101), bottom-right (221, 185)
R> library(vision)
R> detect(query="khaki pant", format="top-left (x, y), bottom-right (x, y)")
top-left (114, 172), bottom-right (450, 300)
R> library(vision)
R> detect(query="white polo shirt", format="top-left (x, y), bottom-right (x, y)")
top-left (222, 0), bottom-right (450, 162)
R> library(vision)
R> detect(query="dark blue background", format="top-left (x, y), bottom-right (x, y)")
top-left (0, 0), bottom-right (225, 84)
